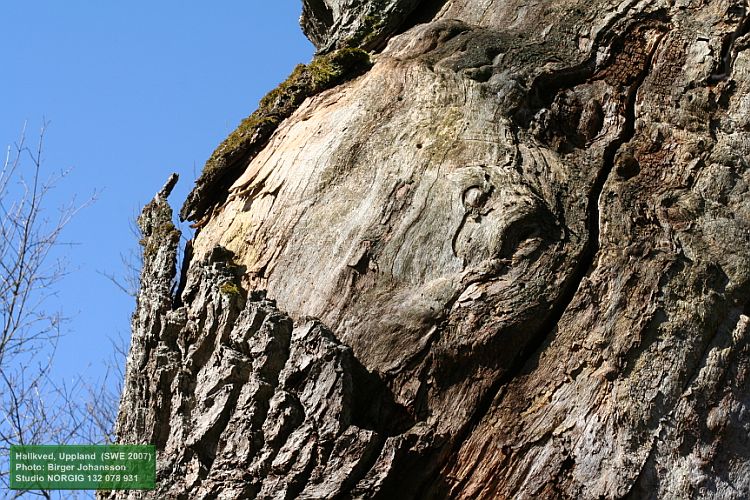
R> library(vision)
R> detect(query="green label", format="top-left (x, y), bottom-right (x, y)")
top-left (9, 445), bottom-right (155, 490)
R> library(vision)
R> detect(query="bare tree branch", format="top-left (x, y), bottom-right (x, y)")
top-left (0, 123), bottom-right (108, 499)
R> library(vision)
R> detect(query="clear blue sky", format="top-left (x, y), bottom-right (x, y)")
top-left (1, 2), bottom-right (314, 394)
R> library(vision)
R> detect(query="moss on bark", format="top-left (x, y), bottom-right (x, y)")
top-left (180, 48), bottom-right (372, 223)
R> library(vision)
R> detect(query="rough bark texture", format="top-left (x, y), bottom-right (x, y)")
top-left (109, 0), bottom-right (750, 498)
top-left (300, 0), bottom-right (424, 52)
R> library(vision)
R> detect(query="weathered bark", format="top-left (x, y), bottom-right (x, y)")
top-left (109, 0), bottom-right (750, 498)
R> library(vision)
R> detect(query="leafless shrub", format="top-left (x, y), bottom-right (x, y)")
top-left (0, 122), bottom-right (103, 498)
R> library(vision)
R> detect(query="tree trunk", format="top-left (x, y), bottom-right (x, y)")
top-left (107, 0), bottom-right (750, 498)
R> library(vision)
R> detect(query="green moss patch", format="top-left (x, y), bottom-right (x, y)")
top-left (219, 281), bottom-right (242, 297)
